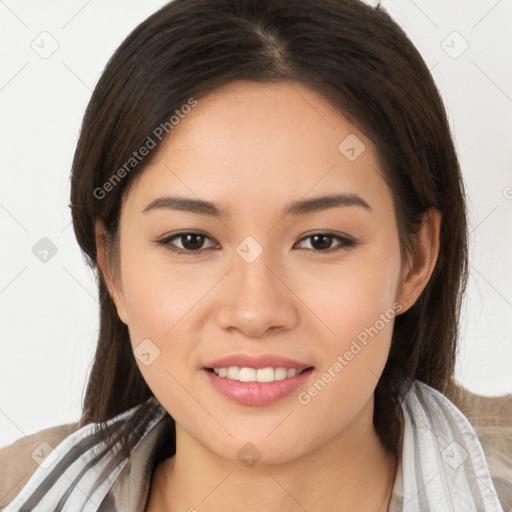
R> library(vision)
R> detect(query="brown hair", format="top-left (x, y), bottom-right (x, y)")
top-left (70, 0), bottom-right (468, 462)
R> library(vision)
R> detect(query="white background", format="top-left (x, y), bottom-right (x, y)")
top-left (0, 0), bottom-right (511, 448)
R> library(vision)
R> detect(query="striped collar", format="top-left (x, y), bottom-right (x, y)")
top-left (4, 381), bottom-right (504, 511)
top-left (388, 381), bottom-right (504, 511)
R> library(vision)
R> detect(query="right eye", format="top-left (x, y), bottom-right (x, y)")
top-left (154, 231), bottom-right (218, 255)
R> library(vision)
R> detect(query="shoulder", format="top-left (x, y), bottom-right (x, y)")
top-left (447, 381), bottom-right (512, 507)
top-left (447, 380), bottom-right (512, 455)
top-left (0, 399), bottom-right (166, 511)
top-left (418, 380), bottom-right (512, 511)
top-left (0, 422), bottom-right (80, 509)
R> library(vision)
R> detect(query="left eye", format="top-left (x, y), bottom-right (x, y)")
top-left (295, 233), bottom-right (355, 252)
top-left (155, 231), bottom-right (356, 255)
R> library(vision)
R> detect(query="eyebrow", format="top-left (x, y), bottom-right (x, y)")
top-left (142, 193), bottom-right (371, 218)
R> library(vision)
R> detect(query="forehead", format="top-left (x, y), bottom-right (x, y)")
top-left (124, 80), bottom-right (391, 215)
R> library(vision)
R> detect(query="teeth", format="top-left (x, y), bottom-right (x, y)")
top-left (274, 367), bottom-right (288, 380)
top-left (212, 366), bottom-right (305, 382)
top-left (256, 367), bottom-right (274, 382)
top-left (227, 367), bottom-right (240, 380)
top-left (239, 367), bottom-right (256, 382)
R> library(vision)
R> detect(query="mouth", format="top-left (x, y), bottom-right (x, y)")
top-left (202, 365), bottom-right (315, 406)
top-left (204, 366), bottom-right (314, 383)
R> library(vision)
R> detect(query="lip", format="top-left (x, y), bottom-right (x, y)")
top-left (203, 353), bottom-right (312, 371)
top-left (202, 353), bottom-right (315, 406)
top-left (203, 367), bottom-right (314, 406)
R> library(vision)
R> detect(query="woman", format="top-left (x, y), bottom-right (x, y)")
top-left (1, 0), bottom-right (510, 510)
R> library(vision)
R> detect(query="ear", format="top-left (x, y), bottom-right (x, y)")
top-left (397, 208), bottom-right (441, 314)
top-left (95, 220), bottom-right (128, 324)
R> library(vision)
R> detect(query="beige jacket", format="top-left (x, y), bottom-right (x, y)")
top-left (1, 384), bottom-right (510, 510)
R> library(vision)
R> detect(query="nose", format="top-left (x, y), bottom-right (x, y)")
top-left (216, 250), bottom-right (299, 338)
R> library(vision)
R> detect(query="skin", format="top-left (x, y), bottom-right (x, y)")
top-left (96, 80), bottom-right (440, 512)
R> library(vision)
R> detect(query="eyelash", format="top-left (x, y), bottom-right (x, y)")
top-left (154, 230), bottom-right (357, 256)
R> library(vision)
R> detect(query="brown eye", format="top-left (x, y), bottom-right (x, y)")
top-left (155, 231), bottom-right (217, 254)
top-left (295, 233), bottom-right (356, 253)
top-left (179, 233), bottom-right (206, 251)
top-left (155, 231), bottom-right (356, 256)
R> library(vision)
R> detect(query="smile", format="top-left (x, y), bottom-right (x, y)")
top-left (209, 366), bottom-right (310, 382)
top-left (203, 366), bottom-right (315, 406)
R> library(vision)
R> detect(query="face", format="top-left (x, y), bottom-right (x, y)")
top-left (102, 80), bottom-right (414, 464)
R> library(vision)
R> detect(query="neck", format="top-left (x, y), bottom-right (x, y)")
top-left (150, 397), bottom-right (398, 512)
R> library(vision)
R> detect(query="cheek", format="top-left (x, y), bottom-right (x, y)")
top-left (118, 240), bottom-right (205, 339)
top-left (117, 244), bottom-right (201, 408)
top-left (297, 236), bottom-right (402, 396)
top-left (117, 239), bottom-right (218, 393)
top-left (300, 238), bottom-right (402, 340)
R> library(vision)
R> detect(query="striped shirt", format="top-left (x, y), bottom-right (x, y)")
top-left (2, 381), bottom-right (504, 511)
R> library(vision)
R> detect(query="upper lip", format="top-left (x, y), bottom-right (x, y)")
top-left (204, 353), bottom-right (313, 371)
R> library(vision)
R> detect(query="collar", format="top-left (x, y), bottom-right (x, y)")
top-left (388, 381), bottom-right (503, 511)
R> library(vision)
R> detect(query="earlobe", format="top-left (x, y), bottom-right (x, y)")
top-left (94, 221), bottom-right (128, 324)
top-left (397, 208), bottom-right (441, 313)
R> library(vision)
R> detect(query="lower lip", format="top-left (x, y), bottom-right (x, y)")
top-left (203, 368), bottom-right (314, 406)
